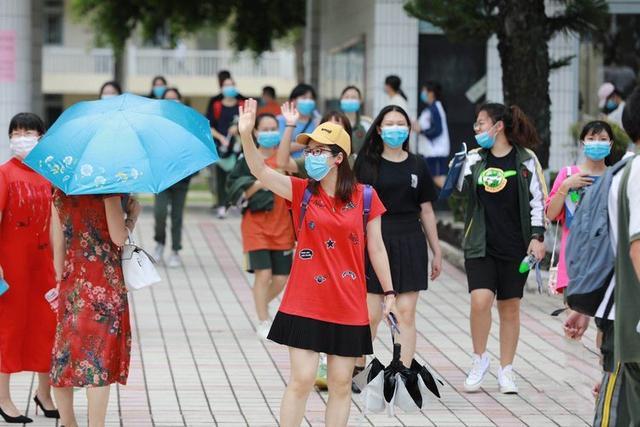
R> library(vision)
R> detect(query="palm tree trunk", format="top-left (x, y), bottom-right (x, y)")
top-left (496, 0), bottom-right (551, 168)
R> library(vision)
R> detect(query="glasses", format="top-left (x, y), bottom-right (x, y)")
top-left (303, 147), bottom-right (334, 157)
top-left (473, 121), bottom-right (498, 133)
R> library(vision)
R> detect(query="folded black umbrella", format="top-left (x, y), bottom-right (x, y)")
top-left (354, 314), bottom-right (444, 415)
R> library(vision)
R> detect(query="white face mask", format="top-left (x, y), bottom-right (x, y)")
top-left (10, 136), bottom-right (39, 159)
top-left (101, 94), bottom-right (117, 100)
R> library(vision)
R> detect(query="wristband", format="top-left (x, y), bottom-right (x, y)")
top-left (383, 290), bottom-right (397, 297)
top-left (285, 124), bottom-right (296, 128)
top-left (531, 233), bottom-right (544, 243)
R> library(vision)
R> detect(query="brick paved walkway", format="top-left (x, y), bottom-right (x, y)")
top-left (13, 210), bottom-right (601, 426)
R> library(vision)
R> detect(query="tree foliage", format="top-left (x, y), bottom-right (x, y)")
top-left (71, 0), bottom-right (305, 54)
top-left (404, 0), bottom-right (609, 168)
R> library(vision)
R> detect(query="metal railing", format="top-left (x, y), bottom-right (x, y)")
top-left (43, 47), bottom-right (114, 74)
top-left (43, 46), bottom-right (295, 79)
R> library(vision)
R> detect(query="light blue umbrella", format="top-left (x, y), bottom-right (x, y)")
top-left (24, 93), bottom-right (218, 195)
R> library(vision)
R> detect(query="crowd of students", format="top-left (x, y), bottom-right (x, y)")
top-left (1, 69), bottom-right (638, 427)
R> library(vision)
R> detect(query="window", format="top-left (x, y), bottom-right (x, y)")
top-left (44, 94), bottom-right (63, 128)
top-left (44, 0), bottom-right (63, 45)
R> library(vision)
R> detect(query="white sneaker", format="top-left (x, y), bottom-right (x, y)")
top-left (153, 244), bottom-right (165, 264)
top-left (167, 251), bottom-right (182, 268)
top-left (216, 206), bottom-right (227, 219)
top-left (256, 320), bottom-right (271, 341)
top-left (463, 353), bottom-right (490, 392)
top-left (498, 365), bottom-right (519, 394)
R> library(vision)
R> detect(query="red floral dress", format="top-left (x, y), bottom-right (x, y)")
top-left (50, 192), bottom-right (131, 387)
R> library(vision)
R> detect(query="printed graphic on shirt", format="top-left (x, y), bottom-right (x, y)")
top-left (478, 167), bottom-right (517, 193)
top-left (299, 249), bottom-right (313, 260)
top-left (314, 275), bottom-right (327, 284)
top-left (313, 200), bottom-right (325, 208)
top-left (348, 232), bottom-right (360, 246)
top-left (342, 201), bottom-right (356, 212)
top-left (341, 271), bottom-right (357, 280)
top-left (411, 174), bottom-right (418, 188)
top-left (325, 239), bottom-right (336, 249)
top-left (308, 221), bottom-right (316, 230)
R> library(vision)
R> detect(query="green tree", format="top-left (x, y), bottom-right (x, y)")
top-left (72, 0), bottom-right (305, 85)
top-left (405, 0), bottom-right (609, 168)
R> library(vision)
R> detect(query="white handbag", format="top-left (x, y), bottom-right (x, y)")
top-left (121, 231), bottom-right (162, 291)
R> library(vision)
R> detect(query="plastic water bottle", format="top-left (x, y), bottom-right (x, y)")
top-left (44, 288), bottom-right (59, 311)
top-left (518, 254), bottom-right (538, 274)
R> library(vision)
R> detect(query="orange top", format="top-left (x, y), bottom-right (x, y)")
top-left (241, 155), bottom-right (295, 252)
top-left (257, 101), bottom-right (282, 116)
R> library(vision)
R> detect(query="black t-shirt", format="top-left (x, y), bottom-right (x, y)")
top-left (477, 149), bottom-right (526, 260)
top-left (374, 153), bottom-right (437, 217)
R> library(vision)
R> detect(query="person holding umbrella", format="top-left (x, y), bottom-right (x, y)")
top-left (238, 98), bottom-right (396, 427)
top-left (0, 113), bottom-right (59, 424)
top-left (49, 185), bottom-right (140, 427)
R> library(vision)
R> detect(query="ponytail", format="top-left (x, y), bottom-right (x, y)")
top-left (398, 88), bottom-right (408, 101)
top-left (478, 103), bottom-right (540, 149)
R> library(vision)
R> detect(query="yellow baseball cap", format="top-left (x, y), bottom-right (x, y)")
top-left (296, 122), bottom-right (351, 156)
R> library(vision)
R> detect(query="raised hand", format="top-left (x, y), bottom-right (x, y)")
top-left (281, 101), bottom-right (300, 126)
top-left (238, 98), bottom-right (258, 136)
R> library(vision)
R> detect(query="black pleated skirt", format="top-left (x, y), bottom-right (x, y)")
top-left (268, 311), bottom-right (373, 357)
top-left (366, 214), bottom-right (429, 294)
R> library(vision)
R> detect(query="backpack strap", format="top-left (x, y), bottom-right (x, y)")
top-left (363, 185), bottom-right (373, 238)
top-left (213, 100), bottom-right (223, 122)
top-left (298, 184), bottom-right (373, 238)
top-left (297, 184), bottom-right (314, 237)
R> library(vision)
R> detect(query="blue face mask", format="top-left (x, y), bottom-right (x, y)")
top-left (583, 141), bottom-right (611, 160)
top-left (340, 99), bottom-right (360, 113)
top-left (304, 153), bottom-right (332, 181)
top-left (605, 99), bottom-right (618, 111)
top-left (222, 86), bottom-right (238, 98)
top-left (420, 91), bottom-right (429, 104)
top-left (474, 131), bottom-right (495, 149)
top-left (152, 86), bottom-right (166, 99)
top-left (380, 126), bottom-right (409, 148)
top-left (257, 131), bottom-right (281, 148)
top-left (297, 99), bottom-right (316, 116)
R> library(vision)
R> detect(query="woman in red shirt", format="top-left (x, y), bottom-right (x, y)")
top-left (239, 99), bottom-right (395, 426)
top-left (0, 113), bottom-right (59, 424)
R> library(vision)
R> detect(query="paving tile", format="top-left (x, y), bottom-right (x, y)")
top-left (11, 210), bottom-right (598, 426)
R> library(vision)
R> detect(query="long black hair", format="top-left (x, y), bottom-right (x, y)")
top-left (353, 105), bottom-right (411, 185)
top-left (385, 75), bottom-right (407, 101)
top-left (477, 103), bottom-right (540, 149)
